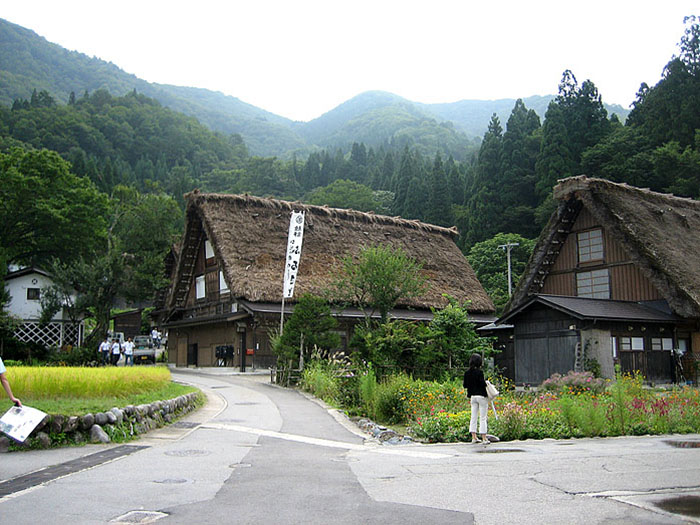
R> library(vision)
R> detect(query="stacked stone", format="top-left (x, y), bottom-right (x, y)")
top-left (0, 392), bottom-right (201, 451)
top-left (356, 418), bottom-right (414, 445)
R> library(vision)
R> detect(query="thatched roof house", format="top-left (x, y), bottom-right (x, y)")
top-left (163, 191), bottom-right (494, 368)
top-left (497, 176), bottom-right (700, 384)
top-left (511, 176), bottom-right (700, 318)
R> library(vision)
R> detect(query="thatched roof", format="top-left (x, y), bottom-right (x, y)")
top-left (510, 176), bottom-right (700, 319)
top-left (169, 192), bottom-right (494, 314)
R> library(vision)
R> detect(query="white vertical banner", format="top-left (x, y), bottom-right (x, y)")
top-left (283, 211), bottom-right (305, 299)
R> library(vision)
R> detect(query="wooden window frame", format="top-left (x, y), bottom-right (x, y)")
top-left (617, 336), bottom-right (644, 352)
top-left (576, 268), bottom-right (610, 299)
top-left (577, 228), bottom-right (604, 264)
top-left (26, 288), bottom-right (41, 301)
top-left (650, 337), bottom-right (673, 351)
top-left (195, 275), bottom-right (206, 300)
top-left (219, 270), bottom-right (229, 294)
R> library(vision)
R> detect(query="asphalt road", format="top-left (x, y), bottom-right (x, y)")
top-left (1, 369), bottom-right (699, 524)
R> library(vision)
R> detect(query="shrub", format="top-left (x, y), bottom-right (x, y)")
top-left (45, 346), bottom-right (99, 366)
top-left (540, 371), bottom-right (608, 395)
top-left (374, 373), bottom-right (414, 423)
top-left (490, 401), bottom-right (526, 441)
top-left (410, 411), bottom-right (471, 443)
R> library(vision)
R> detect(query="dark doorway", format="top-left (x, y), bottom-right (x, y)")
top-left (187, 343), bottom-right (198, 366)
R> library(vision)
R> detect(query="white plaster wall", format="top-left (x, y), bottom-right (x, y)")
top-left (581, 328), bottom-right (615, 379)
top-left (5, 272), bottom-right (63, 320)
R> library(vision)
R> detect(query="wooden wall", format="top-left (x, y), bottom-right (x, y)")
top-left (542, 207), bottom-right (663, 301)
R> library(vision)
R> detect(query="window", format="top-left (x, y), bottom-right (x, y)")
top-left (618, 336), bottom-right (644, 351)
top-left (651, 337), bottom-right (673, 351)
top-left (577, 229), bottom-right (604, 263)
top-left (219, 271), bottom-right (229, 293)
top-left (205, 240), bottom-right (215, 260)
top-left (27, 288), bottom-right (41, 301)
top-left (195, 275), bottom-right (206, 299)
top-left (576, 269), bottom-right (610, 298)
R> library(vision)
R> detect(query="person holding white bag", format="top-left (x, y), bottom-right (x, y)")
top-left (463, 353), bottom-right (490, 444)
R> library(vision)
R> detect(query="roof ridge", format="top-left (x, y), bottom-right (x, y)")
top-left (185, 191), bottom-right (459, 237)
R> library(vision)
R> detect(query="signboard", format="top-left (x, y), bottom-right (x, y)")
top-left (0, 405), bottom-right (48, 442)
top-left (282, 211), bottom-right (305, 299)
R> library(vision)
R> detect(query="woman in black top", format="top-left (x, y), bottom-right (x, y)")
top-left (463, 353), bottom-right (489, 444)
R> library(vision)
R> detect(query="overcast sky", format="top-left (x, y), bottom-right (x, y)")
top-left (2, 2), bottom-right (697, 121)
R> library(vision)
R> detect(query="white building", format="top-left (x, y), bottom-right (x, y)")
top-left (4, 267), bottom-right (83, 348)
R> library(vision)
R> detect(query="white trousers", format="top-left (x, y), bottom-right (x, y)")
top-left (469, 395), bottom-right (488, 434)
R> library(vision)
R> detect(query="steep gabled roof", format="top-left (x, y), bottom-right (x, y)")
top-left (168, 192), bottom-right (495, 313)
top-left (509, 176), bottom-right (700, 319)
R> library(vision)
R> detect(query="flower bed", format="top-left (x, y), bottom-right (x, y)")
top-left (409, 374), bottom-right (700, 442)
top-left (298, 361), bottom-right (700, 442)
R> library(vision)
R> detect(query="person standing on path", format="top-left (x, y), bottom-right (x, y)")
top-left (463, 353), bottom-right (489, 444)
top-left (99, 337), bottom-right (111, 366)
top-left (123, 337), bottom-right (134, 366)
top-left (111, 338), bottom-right (122, 366)
top-left (0, 356), bottom-right (21, 407)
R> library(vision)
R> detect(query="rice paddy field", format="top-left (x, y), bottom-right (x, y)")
top-left (0, 366), bottom-right (197, 415)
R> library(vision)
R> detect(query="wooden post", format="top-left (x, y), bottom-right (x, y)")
top-left (280, 296), bottom-right (285, 335)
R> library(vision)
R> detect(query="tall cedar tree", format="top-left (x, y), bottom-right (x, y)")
top-left (463, 114), bottom-right (503, 246)
top-left (426, 153), bottom-right (452, 226)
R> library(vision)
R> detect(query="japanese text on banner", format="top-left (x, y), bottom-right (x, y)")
top-left (283, 211), bottom-right (305, 298)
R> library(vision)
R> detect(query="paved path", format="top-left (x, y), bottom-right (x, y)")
top-left (0, 369), bottom-right (699, 524)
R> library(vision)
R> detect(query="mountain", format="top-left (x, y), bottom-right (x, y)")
top-left (0, 18), bottom-right (630, 159)
top-left (0, 18), bottom-right (302, 156)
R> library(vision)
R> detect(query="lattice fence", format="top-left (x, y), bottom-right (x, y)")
top-left (14, 320), bottom-right (83, 348)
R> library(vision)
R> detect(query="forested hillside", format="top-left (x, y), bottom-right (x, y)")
top-left (0, 18), bottom-right (626, 159)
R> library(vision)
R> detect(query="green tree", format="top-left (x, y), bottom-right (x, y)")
top-left (535, 71), bottom-right (611, 203)
top-left (275, 293), bottom-right (341, 368)
top-left (306, 179), bottom-right (381, 212)
top-left (426, 153), bottom-right (452, 226)
top-left (391, 146), bottom-right (415, 216)
top-left (467, 233), bottom-right (536, 313)
top-left (463, 114), bottom-right (504, 246)
top-left (354, 319), bottom-right (429, 373)
top-left (0, 249), bottom-right (21, 354)
top-left (421, 297), bottom-right (495, 377)
top-left (331, 245), bottom-right (428, 325)
top-left (500, 100), bottom-right (542, 237)
top-left (627, 16), bottom-right (700, 149)
top-left (0, 147), bottom-right (108, 267)
top-left (41, 187), bottom-right (180, 346)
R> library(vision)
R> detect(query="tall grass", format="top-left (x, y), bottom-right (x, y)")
top-left (6, 366), bottom-right (172, 399)
top-left (300, 361), bottom-right (341, 405)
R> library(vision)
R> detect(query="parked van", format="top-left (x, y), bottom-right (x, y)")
top-left (107, 331), bottom-right (125, 345)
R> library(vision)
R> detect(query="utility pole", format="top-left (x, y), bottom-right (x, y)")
top-left (498, 242), bottom-right (519, 296)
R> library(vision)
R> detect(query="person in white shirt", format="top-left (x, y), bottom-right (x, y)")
top-left (99, 337), bottom-right (111, 366)
top-left (151, 328), bottom-right (160, 347)
top-left (123, 337), bottom-right (134, 366)
top-left (110, 339), bottom-right (122, 366)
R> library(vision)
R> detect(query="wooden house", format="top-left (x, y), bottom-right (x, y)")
top-left (498, 176), bottom-right (700, 384)
top-left (160, 191), bottom-right (495, 369)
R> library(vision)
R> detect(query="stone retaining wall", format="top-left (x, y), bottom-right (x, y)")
top-left (0, 392), bottom-right (202, 452)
